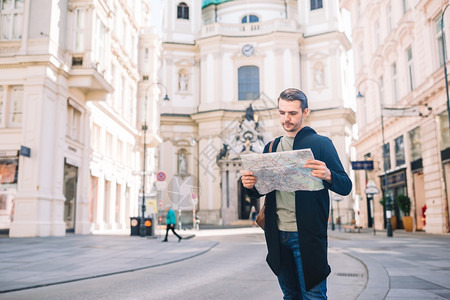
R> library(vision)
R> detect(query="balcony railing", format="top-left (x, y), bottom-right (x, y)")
top-left (201, 19), bottom-right (299, 38)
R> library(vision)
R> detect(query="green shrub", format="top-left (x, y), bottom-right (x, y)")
top-left (395, 194), bottom-right (411, 216)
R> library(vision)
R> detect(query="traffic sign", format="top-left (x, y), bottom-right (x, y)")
top-left (156, 172), bottom-right (166, 181)
top-left (155, 181), bottom-right (167, 190)
top-left (351, 161), bottom-right (374, 170)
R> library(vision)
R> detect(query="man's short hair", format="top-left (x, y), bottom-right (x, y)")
top-left (278, 88), bottom-right (308, 111)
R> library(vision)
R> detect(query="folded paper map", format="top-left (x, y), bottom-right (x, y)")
top-left (241, 148), bottom-right (324, 194)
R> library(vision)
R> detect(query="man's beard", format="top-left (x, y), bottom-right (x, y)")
top-left (282, 122), bottom-right (300, 132)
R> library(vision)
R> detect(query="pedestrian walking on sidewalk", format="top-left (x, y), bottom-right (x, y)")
top-left (162, 206), bottom-right (182, 242)
top-left (242, 88), bottom-right (352, 299)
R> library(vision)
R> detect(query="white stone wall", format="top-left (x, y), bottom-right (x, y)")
top-left (1, 0), bottom-right (154, 237)
top-left (346, 0), bottom-right (450, 233)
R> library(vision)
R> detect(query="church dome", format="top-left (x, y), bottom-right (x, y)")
top-left (202, 0), bottom-right (234, 9)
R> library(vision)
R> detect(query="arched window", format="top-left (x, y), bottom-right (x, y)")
top-left (241, 14), bottom-right (259, 23)
top-left (238, 66), bottom-right (260, 100)
top-left (177, 2), bottom-right (189, 20)
top-left (310, 0), bottom-right (323, 10)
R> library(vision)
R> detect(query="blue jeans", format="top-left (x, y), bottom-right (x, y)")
top-left (277, 231), bottom-right (327, 300)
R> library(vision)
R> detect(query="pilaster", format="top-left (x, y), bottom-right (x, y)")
top-left (10, 80), bottom-right (66, 237)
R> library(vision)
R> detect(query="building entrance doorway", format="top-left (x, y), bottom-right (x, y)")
top-left (63, 162), bottom-right (78, 232)
top-left (413, 171), bottom-right (426, 230)
top-left (443, 163), bottom-right (450, 231)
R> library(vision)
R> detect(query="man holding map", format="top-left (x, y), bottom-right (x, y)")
top-left (242, 88), bottom-right (352, 299)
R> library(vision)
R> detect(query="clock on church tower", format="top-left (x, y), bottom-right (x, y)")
top-left (242, 44), bottom-right (254, 57)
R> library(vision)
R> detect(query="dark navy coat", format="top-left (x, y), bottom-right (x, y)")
top-left (247, 126), bottom-right (352, 290)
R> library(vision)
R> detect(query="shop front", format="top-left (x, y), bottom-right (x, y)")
top-left (380, 168), bottom-right (407, 230)
top-left (0, 150), bottom-right (19, 232)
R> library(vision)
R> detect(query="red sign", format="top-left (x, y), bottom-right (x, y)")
top-left (156, 172), bottom-right (166, 181)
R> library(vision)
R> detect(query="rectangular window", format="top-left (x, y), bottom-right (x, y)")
top-left (117, 140), bottom-right (123, 164)
top-left (356, 0), bottom-right (361, 20)
top-left (0, 0), bottom-right (24, 40)
top-left (0, 87), bottom-right (4, 126)
top-left (0, 85), bottom-right (23, 128)
top-left (129, 85), bottom-right (135, 125)
top-left (383, 142), bottom-right (391, 170)
top-left (387, 5), bottom-right (392, 32)
top-left (310, 0), bottom-right (323, 10)
top-left (408, 127), bottom-right (422, 161)
top-left (127, 143), bottom-right (133, 165)
top-left (395, 135), bottom-right (405, 166)
top-left (67, 101), bottom-right (82, 141)
top-left (359, 45), bottom-right (364, 69)
top-left (403, 0), bottom-right (408, 14)
top-left (105, 132), bottom-right (113, 158)
top-left (104, 180), bottom-right (111, 223)
top-left (92, 16), bottom-right (106, 70)
top-left (115, 183), bottom-right (121, 224)
top-left (439, 112), bottom-right (450, 150)
top-left (107, 64), bottom-right (115, 107)
top-left (238, 66), bottom-right (260, 100)
top-left (73, 8), bottom-right (85, 52)
top-left (406, 46), bottom-right (414, 92)
top-left (375, 20), bottom-right (380, 49)
top-left (115, 75), bottom-right (122, 112)
top-left (91, 123), bottom-right (101, 152)
top-left (379, 76), bottom-right (384, 109)
top-left (436, 15), bottom-right (445, 67)
top-left (122, 77), bottom-right (127, 120)
top-left (10, 86), bottom-right (23, 127)
top-left (392, 63), bottom-right (398, 103)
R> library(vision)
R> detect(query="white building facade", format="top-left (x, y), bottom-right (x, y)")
top-left (343, 0), bottom-right (450, 233)
top-left (156, 0), bottom-right (356, 226)
top-left (0, 0), bottom-right (157, 237)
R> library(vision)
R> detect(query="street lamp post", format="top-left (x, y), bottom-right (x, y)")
top-left (379, 95), bottom-right (394, 237)
top-left (140, 83), bottom-right (170, 237)
top-left (357, 79), bottom-right (393, 237)
top-left (330, 203), bottom-right (335, 231)
top-left (365, 179), bottom-right (379, 236)
top-left (332, 194), bottom-right (343, 232)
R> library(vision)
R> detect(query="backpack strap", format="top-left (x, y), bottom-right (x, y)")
top-left (268, 140), bottom-right (275, 153)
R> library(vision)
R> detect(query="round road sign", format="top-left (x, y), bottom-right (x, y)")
top-left (156, 172), bottom-right (166, 181)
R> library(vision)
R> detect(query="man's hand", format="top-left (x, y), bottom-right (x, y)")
top-left (304, 159), bottom-right (332, 184)
top-left (241, 171), bottom-right (257, 189)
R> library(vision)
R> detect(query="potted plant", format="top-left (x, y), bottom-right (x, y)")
top-left (396, 194), bottom-right (413, 232)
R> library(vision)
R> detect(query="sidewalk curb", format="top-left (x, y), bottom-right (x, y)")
top-left (0, 240), bottom-right (219, 294)
top-left (344, 250), bottom-right (390, 300)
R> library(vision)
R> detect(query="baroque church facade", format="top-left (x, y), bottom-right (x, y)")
top-left (155, 0), bottom-right (356, 225)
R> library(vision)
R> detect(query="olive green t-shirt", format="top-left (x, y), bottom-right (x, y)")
top-left (275, 136), bottom-right (297, 232)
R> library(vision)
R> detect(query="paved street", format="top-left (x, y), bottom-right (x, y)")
top-left (0, 227), bottom-right (449, 299)
top-left (329, 229), bottom-right (450, 299)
